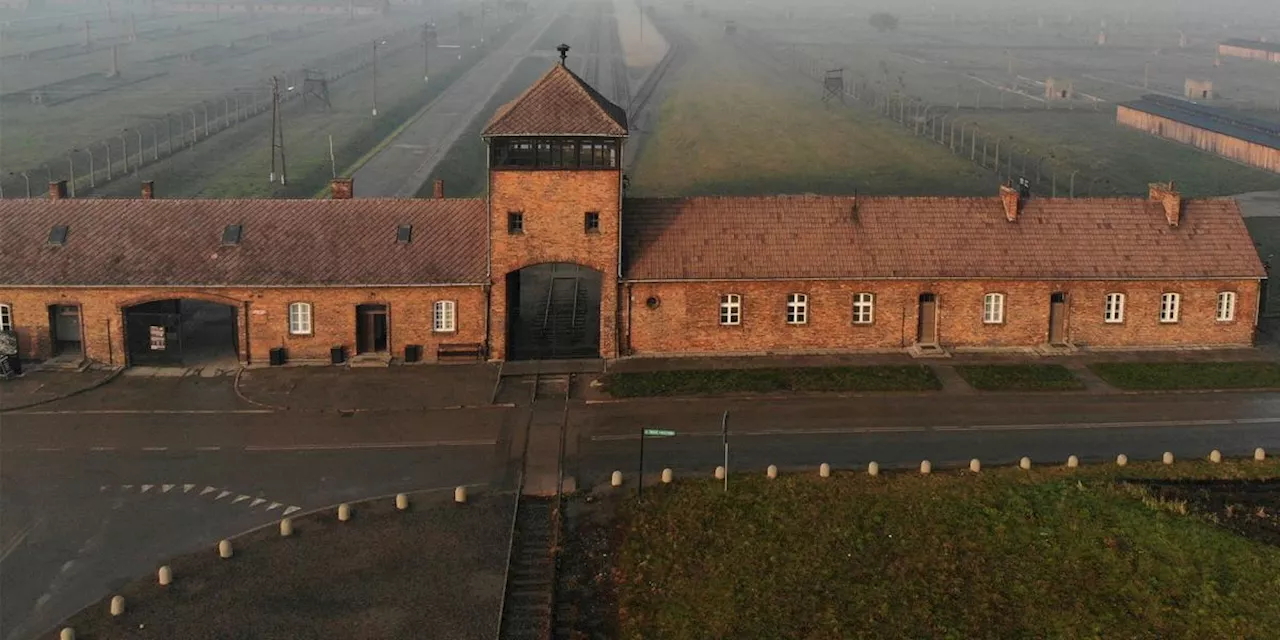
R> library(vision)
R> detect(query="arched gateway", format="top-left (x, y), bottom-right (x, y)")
top-left (505, 263), bottom-right (602, 360)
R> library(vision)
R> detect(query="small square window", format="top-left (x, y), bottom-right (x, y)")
top-left (396, 225), bottom-right (413, 244)
top-left (48, 225), bottom-right (69, 246)
top-left (786, 293), bottom-right (808, 325)
top-left (852, 293), bottom-right (874, 324)
top-left (221, 224), bottom-right (243, 246)
top-left (719, 294), bottom-right (741, 326)
top-left (585, 211), bottom-right (600, 233)
top-left (507, 212), bottom-right (524, 235)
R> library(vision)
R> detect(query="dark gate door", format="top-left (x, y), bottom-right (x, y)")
top-left (917, 294), bottom-right (938, 345)
top-left (507, 264), bottom-right (601, 360)
top-left (356, 305), bottom-right (388, 354)
top-left (1048, 293), bottom-right (1067, 345)
top-left (126, 311), bottom-right (183, 365)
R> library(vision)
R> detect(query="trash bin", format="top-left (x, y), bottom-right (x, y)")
top-left (269, 347), bottom-right (286, 366)
top-left (330, 345), bottom-right (346, 365)
top-left (404, 344), bottom-right (423, 363)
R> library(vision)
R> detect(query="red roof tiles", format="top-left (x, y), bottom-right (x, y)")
top-left (621, 195), bottom-right (1265, 281)
top-left (0, 198), bottom-right (487, 286)
top-left (482, 62), bottom-right (628, 137)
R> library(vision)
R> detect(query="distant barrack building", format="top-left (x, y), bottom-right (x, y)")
top-left (0, 61), bottom-right (1268, 368)
top-left (1217, 38), bottom-right (1280, 64)
top-left (1116, 94), bottom-right (1280, 175)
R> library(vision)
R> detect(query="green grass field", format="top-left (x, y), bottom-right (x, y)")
top-left (1088, 361), bottom-right (1280, 390)
top-left (628, 26), bottom-right (997, 197)
top-left (601, 365), bottom-right (941, 397)
top-left (611, 461), bottom-right (1280, 639)
top-left (954, 364), bottom-right (1084, 391)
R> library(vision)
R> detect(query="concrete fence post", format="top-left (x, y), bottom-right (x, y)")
top-left (395, 494), bottom-right (409, 510)
top-left (920, 460), bottom-right (932, 475)
top-left (661, 468), bottom-right (673, 484)
top-left (1209, 450), bottom-right (1222, 463)
top-left (1255, 448), bottom-right (1267, 461)
top-left (714, 466), bottom-right (726, 480)
top-left (218, 539), bottom-right (233, 559)
top-left (766, 465), bottom-right (778, 479)
top-left (969, 459), bottom-right (981, 473)
top-left (158, 565), bottom-right (172, 586)
top-left (1162, 452), bottom-right (1174, 465)
top-left (338, 503), bottom-right (352, 522)
top-left (1066, 455), bottom-right (1079, 468)
top-left (611, 471), bottom-right (623, 487)
top-left (110, 595), bottom-right (125, 616)
top-left (868, 461), bottom-right (880, 476)
top-left (280, 518), bottom-right (294, 537)
top-left (819, 463), bottom-right (831, 478)
top-left (454, 486), bottom-right (468, 504)
top-left (1019, 457), bottom-right (1032, 470)
top-left (60, 629), bottom-right (74, 640)
top-left (1116, 454), bottom-right (1128, 467)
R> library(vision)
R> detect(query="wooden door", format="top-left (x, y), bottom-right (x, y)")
top-left (917, 294), bottom-right (937, 345)
top-left (1048, 293), bottom-right (1067, 345)
top-left (50, 305), bottom-right (83, 355)
top-left (356, 305), bottom-right (389, 354)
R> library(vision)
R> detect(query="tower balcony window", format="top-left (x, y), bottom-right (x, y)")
top-left (490, 138), bottom-right (618, 170)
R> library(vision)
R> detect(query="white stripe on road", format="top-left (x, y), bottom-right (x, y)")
top-left (10, 409), bottom-right (275, 415)
top-left (244, 439), bottom-right (496, 452)
top-left (589, 416), bottom-right (1280, 441)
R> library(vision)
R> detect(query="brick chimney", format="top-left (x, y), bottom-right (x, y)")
top-left (432, 179), bottom-right (445, 199)
top-left (141, 180), bottom-right (155, 200)
top-left (330, 177), bottom-right (354, 200)
top-left (1149, 182), bottom-right (1182, 227)
top-left (49, 180), bottom-right (68, 200)
top-left (999, 184), bottom-right (1021, 222)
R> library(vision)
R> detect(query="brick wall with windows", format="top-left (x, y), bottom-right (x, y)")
top-left (0, 286), bottom-right (487, 365)
top-left (621, 279), bottom-right (1259, 355)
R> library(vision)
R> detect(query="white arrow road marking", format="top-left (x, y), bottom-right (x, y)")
top-left (267, 502), bottom-right (282, 511)
top-left (232, 495), bottom-right (250, 504)
top-left (183, 484), bottom-right (195, 493)
top-left (216, 491), bottom-right (231, 500)
top-left (201, 486), bottom-right (217, 496)
top-left (250, 498), bottom-right (265, 508)
top-left (140, 485), bottom-right (153, 493)
top-left (162, 484), bottom-right (174, 493)
top-left (283, 506), bottom-right (300, 516)
top-left (122, 485), bottom-right (134, 491)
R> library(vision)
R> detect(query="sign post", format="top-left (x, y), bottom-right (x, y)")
top-left (639, 428), bottom-right (676, 499)
top-left (721, 411), bottom-right (729, 493)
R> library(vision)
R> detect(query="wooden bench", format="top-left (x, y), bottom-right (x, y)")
top-left (437, 342), bottom-right (485, 361)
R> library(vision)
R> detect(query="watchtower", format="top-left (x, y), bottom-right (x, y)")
top-left (301, 69), bottom-right (330, 109)
top-left (822, 69), bottom-right (845, 103)
top-left (481, 44), bottom-right (628, 360)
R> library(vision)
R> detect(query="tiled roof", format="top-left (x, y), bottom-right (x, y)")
top-left (1120, 94), bottom-right (1280, 150)
top-left (482, 62), bottom-right (628, 137)
top-left (621, 195), bottom-right (1265, 281)
top-left (1221, 38), bottom-right (1280, 54)
top-left (0, 198), bottom-right (488, 286)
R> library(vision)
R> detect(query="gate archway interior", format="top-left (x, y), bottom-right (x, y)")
top-left (506, 263), bottom-right (601, 360)
top-left (124, 299), bottom-right (238, 367)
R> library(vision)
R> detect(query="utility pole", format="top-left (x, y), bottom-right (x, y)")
top-left (269, 77), bottom-right (287, 185)
top-left (371, 40), bottom-right (382, 116)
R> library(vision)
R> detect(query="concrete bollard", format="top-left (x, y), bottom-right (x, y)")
top-left (1116, 454), bottom-right (1128, 467)
top-left (1066, 455), bottom-right (1079, 468)
top-left (1162, 452), bottom-right (1174, 465)
top-left (280, 517), bottom-right (294, 537)
top-left (766, 465), bottom-right (778, 479)
top-left (969, 459), bottom-right (981, 473)
top-left (819, 463), bottom-right (831, 478)
top-left (395, 494), bottom-right (409, 511)
top-left (454, 486), bottom-right (468, 504)
top-left (1209, 449), bottom-right (1222, 463)
top-left (610, 471), bottom-right (623, 487)
top-left (920, 460), bottom-right (932, 475)
top-left (714, 466), bottom-right (726, 480)
top-left (60, 628), bottom-right (74, 640)
top-left (1019, 457), bottom-right (1031, 470)
top-left (218, 539), bottom-right (233, 559)
top-left (661, 468), bottom-right (673, 484)
top-left (1256, 447), bottom-right (1266, 461)
top-left (868, 461), bottom-right (880, 476)
top-left (110, 595), bottom-right (125, 616)
top-left (158, 565), bottom-right (172, 586)
top-left (337, 503), bottom-right (351, 522)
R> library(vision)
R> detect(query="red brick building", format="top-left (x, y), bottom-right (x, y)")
top-left (1218, 38), bottom-right (1280, 64)
top-left (0, 60), bottom-right (1267, 368)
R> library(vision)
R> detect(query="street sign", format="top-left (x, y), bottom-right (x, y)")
top-left (643, 429), bottom-right (676, 437)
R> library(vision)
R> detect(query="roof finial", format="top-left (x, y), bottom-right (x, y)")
top-left (556, 43), bottom-right (569, 65)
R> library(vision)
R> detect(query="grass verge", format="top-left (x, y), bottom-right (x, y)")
top-left (1088, 361), bottom-right (1280, 390)
top-left (610, 460), bottom-right (1280, 639)
top-left (954, 363), bottom-right (1084, 391)
top-left (601, 365), bottom-right (941, 397)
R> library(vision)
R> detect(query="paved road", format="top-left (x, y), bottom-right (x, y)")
top-left (1235, 190), bottom-right (1280, 217)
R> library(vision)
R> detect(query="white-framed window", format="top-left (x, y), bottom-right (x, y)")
top-left (0, 303), bottom-right (11, 332)
top-left (852, 293), bottom-right (874, 324)
top-left (719, 294), bottom-right (741, 326)
top-left (1160, 292), bottom-right (1181, 323)
top-left (1104, 293), bottom-right (1126, 324)
top-left (982, 293), bottom-right (1005, 324)
top-left (786, 293), bottom-right (808, 325)
top-left (433, 300), bottom-right (457, 332)
top-left (288, 302), bottom-right (313, 335)
top-left (1216, 291), bottom-right (1236, 322)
